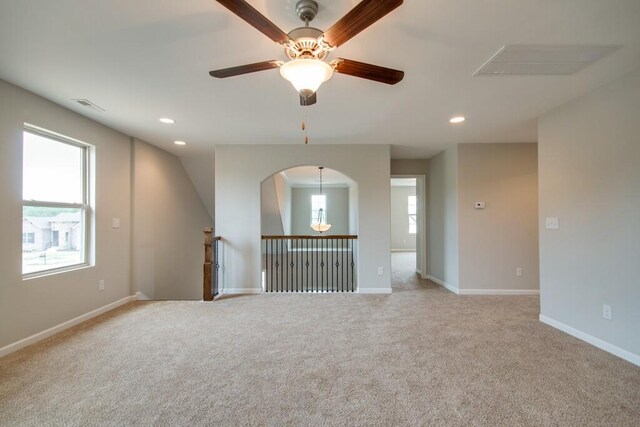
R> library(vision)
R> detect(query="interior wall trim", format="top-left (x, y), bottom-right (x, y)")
top-left (459, 289), bottom-right (540, 295)
top-left (426, 275), bottom-right (459, 294)
top-left (0, 294), bottom-right (136, 358)
top-left (540, 314), bottom-right (640, 367)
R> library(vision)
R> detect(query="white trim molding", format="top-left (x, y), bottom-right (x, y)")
top-left (222, 288), bottom-right (263, 295)
top-left (540, 314), bottom-right (640, 367)
top-left (0, 295), bottom-right (136, 358)
top-left (426, 275), bottom-right (459, 294)
top-left (358, 288), bottom-right (393, 294)
top-left (459, 289), bottom-right (540, 296)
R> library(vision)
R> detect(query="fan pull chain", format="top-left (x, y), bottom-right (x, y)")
top-left (302, 110), bottom-right (309, 144)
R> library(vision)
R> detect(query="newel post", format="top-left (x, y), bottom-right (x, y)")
top-left (203, 227), bottom-right (214, 301)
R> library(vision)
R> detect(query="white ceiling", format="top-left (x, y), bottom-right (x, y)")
top-left (1, 1), bottom-right (639, 159)
top-left (281, 166), bottom-right (353, 187)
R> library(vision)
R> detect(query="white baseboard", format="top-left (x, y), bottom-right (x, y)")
top-left (222, 288), bottom-right (263, 295)
top-left (135, 291), bottom-right (150, 300)
top-left (0, 295), bottom-right (136, 358)
top-left (539, 314), bottom-right (640, 367)
top-left (459, 289), bottom-right (540, 295)
top-left (391, 249), bottom-right (416, 252)
top-left (426, 275), bottom-right (459, 294)
top-left (358, 288), bottom-right (393, 294)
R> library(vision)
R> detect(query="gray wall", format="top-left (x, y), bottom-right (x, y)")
top-left (215, 144), bottom-right (391, 293)
top-left (132, 139), bottom-right (212, 300)
top-left (427, 146), bottom-right (459, 288)
top-left (391, 159), bottom-right (428, 176)
top-left (457, 143), bottom-right (539, 291)
top-left (291, 187), bottom-right (349, 235)
top-left (0, 79), bottom-right (212, 349)
top-left (273, 173), bottom-right (292, 235)
top-left (0, 80), bottom-right (132, 349)
top-left (391, 186), bottom-right (416, 251)
top-left (538, 68), bottom-right (640, 359)
top-left (261, 176), bottom-right (285, 236)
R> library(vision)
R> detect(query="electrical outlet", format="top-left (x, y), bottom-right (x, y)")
top-left (602, 304), bottom-right (612, 320)
top-left (516, 267), bottom-right (523, 277)
top-left (545, 217), bottom-right (559, 230)
top-left (377, 267), bottom-right (384, 275)
top-left (112, 218), bottom-right (120, 228)
top-left (98, 280), bottom-right (105, 291)
top-left (475, 201), bottom-right (486, 209)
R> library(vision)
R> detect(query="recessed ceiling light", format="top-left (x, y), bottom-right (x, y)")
top-left (449, 116), bottom-right (465, 124)
top-left (159, 118), bottom-right (175, 124)
top-left (174, 140), bottom-right (186, 146)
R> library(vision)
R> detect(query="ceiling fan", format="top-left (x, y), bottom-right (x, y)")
top-left (209, 0), bottom-right (405, 106)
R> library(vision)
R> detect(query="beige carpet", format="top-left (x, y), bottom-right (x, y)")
top-left (1, 252), bottom-right (639, 426)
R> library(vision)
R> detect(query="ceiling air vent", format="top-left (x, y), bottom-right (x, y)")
top-left (474, 45), bottom-right (619, 76)
top-left (72, 98), bottom-right (105, 112)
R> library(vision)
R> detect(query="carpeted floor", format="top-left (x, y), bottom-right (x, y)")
top-left (1, 252), bottom-right (639, 426)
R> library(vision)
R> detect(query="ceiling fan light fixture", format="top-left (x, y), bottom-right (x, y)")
top-left (280, 58), bottom-right (333, 95)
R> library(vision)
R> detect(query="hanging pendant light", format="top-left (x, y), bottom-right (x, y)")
top-left (311, 166), bottom-right (332, 233)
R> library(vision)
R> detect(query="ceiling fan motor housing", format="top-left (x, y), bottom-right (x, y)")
top-left (285, 27), bottom-right (327, 60)
top-left (296, 0), bottom-right (319, 23)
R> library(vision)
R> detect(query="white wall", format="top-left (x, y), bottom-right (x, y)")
top-left (391, 186), bottom-right (416, 251)
top-left (132, 139), bottom-right (212, 300)
top-left (457, 143), bottom-right (539, 292)
top-left (427, 146), bottom-right (459, 289)
top-left (0, 80), bottom-right (132, 349)
top-left (291, 187), bottom-right (350, 235)
top-left (538, 68), bottom-right (640, 362)
top-left (215, 144), bottom-right (391, 293)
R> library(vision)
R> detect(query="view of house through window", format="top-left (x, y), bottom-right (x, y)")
top-left (311, 194), bottom-right (327, 225)
top-left (408, 195), bottom-right (417, 234)
top-left (22, 128), bottom-right (89, 275)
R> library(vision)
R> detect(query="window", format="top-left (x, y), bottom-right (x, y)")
top-left (311, 194), bottom-right (327, 225)
top-left (22, 126), bottom-right (90, 276)
top-left (408, 195), bottom-right (417, 234)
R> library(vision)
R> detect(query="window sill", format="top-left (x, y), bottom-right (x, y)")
top-left (22, 263), bottom-right (93, 281)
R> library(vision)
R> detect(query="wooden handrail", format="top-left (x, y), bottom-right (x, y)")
top-left (262, 235), bottom-right (358, 240)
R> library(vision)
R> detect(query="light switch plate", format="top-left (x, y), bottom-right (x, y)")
top-left (545, 217), bottom-right (559, 229)
top-left (377, 267), bottom-right (384, 275)
top-left (112, 218), bottom-right (120, 228)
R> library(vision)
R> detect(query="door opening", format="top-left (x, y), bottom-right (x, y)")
top-left (390, 176), bottom-right (427, 290)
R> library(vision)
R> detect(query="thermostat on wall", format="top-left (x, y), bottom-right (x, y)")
top-left (475, 201), bottom-right (486, 209)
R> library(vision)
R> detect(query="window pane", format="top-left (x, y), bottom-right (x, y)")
top-left (408, 195), bottom-right (417, 215)
top-left (23, 131), bottom-right (84, 203)
top-left (23, 206), bottom-right (84, 274)
top-left (311, 195), bottom-right (327, 225)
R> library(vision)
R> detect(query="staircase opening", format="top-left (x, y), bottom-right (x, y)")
top-left (260, 166), bottom-right (358, 292)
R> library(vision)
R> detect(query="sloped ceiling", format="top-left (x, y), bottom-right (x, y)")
top-left (1, 0), bottom-right (639, 158)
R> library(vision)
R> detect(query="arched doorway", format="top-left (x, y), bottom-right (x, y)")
top-left (260, 166), bottom-right (358, 292)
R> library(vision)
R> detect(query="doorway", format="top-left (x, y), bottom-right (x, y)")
top-left (390, 176), bottom-right (426, 289)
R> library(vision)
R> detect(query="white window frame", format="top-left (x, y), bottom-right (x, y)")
top-left (408, 195), bottom-right (417, 235)
top-left (22, 125), bottom-right (92, 279)
top-left (311, 194), bottom-right (327, 226)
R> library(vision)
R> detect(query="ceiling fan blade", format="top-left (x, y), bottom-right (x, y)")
top-left (322, 0), bottom-right (403, 48)
top-left (333, 58), bottom-right (404, 85)
top-left (300, 92), bottom-right (317, 106)
top-left (209, 60), bottom-right (281, 78)
top-left (216, 0), bottom-right (291, 45)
